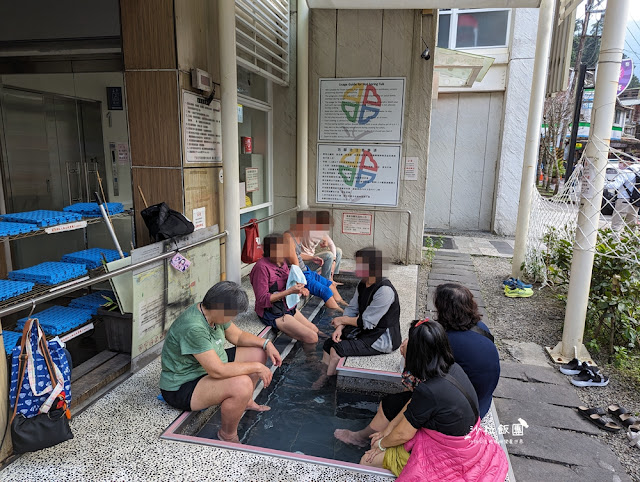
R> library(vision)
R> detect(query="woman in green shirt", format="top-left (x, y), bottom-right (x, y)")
top-left (160, 281), bottom-right (282, 443)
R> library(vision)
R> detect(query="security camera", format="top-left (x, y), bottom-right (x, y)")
top-left (421, 47), bottom-right (431, 61)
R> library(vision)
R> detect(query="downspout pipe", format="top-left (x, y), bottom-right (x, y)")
top-left (219, 0), bottom-right (241, 283)
top-left (297, 0), bottom-right (309, 210)
top-left (511, 0), bottom-right (555, 277)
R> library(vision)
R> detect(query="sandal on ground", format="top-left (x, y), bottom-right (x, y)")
top-left (627, 429), bottom-right (640, 448)
top-left (577, 406), bottom-right (622, 432)
top-left (607, 404), bottom-right (639, 427)
top-left (559, 359), bottom-right (593, 376)
top-left (628, 423), bottom-right (640, 433)
top-left (571, 366), bottom-right (609, 387)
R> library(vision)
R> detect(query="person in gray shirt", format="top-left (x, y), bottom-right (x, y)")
top-left (315, 248), bottom-right (401, 388)
top-left (605, 159), bottom-right (640, 231)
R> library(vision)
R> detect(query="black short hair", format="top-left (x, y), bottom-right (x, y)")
top-left (404, 320), bottom-right (455, 381)
top-left (434, 283), bottom-right (482, 331)
top-left (355, 247), bottom-right (383, 279)
top-left (202, 281), bottom-right (249, 314)
top-left (315, 210), bottom-right (331, 226)
top-left (295, 210), bottom-right (315, 226)
top-left (263, 233), bottom-right (284, 259)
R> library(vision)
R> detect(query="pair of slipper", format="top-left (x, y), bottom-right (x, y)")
top-left (559, 358), bottom-right (609, 387)
top-left (578, 405), bottom-right (639, 434)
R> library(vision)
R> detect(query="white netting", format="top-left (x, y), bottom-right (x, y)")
top-left (524, 136), bottom-right (640, 284)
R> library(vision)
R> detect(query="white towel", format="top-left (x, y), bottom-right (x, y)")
top-left (286, 265), bottom-right (307, 308)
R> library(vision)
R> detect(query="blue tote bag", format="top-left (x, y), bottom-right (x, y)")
top-left (9, 319), bottom-right (72, 418)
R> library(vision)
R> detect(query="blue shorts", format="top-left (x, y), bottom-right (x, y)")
top-left (260, 307), bottom-right (297, 329)
top-left (303, 269), bottom-right (333, 302)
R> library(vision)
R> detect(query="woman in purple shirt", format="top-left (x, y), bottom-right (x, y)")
top-left (249, 234), bottom-right (320, 345)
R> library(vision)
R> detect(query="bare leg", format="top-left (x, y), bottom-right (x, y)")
top-left (330, 283), bottom-right (348, 306)
top-left (360, 449), bottom-right (386, 468)
top-left (275, 313), bottom-right (319, 344)
top-left (292, 310), bottom-right (319, 334)
top-left (324, 296), bottom-right (344, 312)
top-left (233, 347), bottom-right (270, 412)
top-left (326, 347), bottom-right (341, 376)
top-left (335, 402), bottom-right (391, 447)
top-left (190, 375), bottom-right (254, 442)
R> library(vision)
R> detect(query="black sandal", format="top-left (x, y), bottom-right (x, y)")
top-left (577, 406), bottom-right (622, 433)
top-left (608, 405), bottom-right (639, 427)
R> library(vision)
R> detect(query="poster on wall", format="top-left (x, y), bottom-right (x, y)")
top-left (316, 144), bottom-right (401, 206)
top-left (182, 90), bottom-right (222, 164)
top-left (318, 77), bottom-right (406, 143)
top-left (342, 213), bottom-right (373, 235)
top-left (245, 167), bottom-right (259, 192)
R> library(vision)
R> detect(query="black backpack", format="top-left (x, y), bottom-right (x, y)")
top-left (627, 171), bottom-right (640, 206)
top-left (140, 202), bottom-right (194, 241)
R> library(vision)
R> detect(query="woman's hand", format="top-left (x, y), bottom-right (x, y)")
top-left (369, 431), bottom-right (383, 447)
top-left (265, 342), bottom-right (282, 367)
top-left (363, 446), bottom-right (382, 463)
top-left (287, 283), bottom-right (305, 295)
top-left (301, 287), bottom-right (310, 297)
top-left (312, 256), bottom-right (324, 266)
top-left (257, 364), bottom-right (273, 387)
top-left (332, 325), bottom-right (344, 343)
top-left (331, 316), bottom-right (345, 328)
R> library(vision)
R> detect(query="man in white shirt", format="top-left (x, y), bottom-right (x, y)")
top-left (301, 211), bottom-right (342, 281)
top-left (605, 160), bottom-right (640, 231)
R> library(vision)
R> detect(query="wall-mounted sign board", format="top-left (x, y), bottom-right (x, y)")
top-left (182, 90), bottom-right (222, 164)
top-left (318, 77), bottom-right (406, 143)
top-left (316, 144), bottom-right (401, 207)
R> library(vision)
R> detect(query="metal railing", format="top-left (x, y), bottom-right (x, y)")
top-left (0, 231), bottom-right (228, 319)
top-left (309, 206), bottom-right (412, 266)
top-left (240, 205), bottom-right (299, 230)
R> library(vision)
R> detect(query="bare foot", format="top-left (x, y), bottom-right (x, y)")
top-left (217, 430), bottom-right (240, 443)
top-left (334, 429), bottom-right (369, 447)
top-left (246, 400), bottom-right (271, 412)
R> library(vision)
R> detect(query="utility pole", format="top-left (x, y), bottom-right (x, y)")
top-left (512, 0), bottom-right (556, 278)
top-left (549, 0), bottom-right (631, 362)
top-left (565, 63), bottom-right (587, 181)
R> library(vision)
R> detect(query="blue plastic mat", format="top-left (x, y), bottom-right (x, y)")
top-left (69, 290), bottom-right (114, 314)
top-left (9, 261), bottom-right (88, 285)
top-left (61, 248), bottom-right (127, 270)
top-left (0, 222), bottom-right (40, 237)
top-left (0, 279), bottom-right (35, 301)
top-left (2, 331), bottom-right (22, 355)
top-left (17, 306), bottom-right (94, 336)
top-left (1, 210), bottom-right (82, 227)
top-left (64, 202), bottom-right (124, 217)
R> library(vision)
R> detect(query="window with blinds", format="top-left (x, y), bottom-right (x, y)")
top-left (236, 0), bottom-right (290, 86)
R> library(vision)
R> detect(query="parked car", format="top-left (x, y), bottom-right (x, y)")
top-left (601, 161), bottom-right (619, 215)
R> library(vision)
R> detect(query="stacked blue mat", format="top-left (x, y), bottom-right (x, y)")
top-left (2, 331), bottom-right (22, 355)
top-left (0, 279), bottom-right (35, 302)
top-left (61, 248), bottom-right (127, 270)
top-left (9, 262), bottom-right (88, 285)
top-left (64, 203), bottom-right (125, 217)
top-left (1, 210), bottom-right (82, 227)
top-left (0, 222), bottom-right (40, 237)
top-left (17, 306), bottom-right (94, 336)
top-left (69, 290), bottom-right (114, 314)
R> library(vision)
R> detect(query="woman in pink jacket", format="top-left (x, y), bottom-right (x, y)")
top-left (335, 320), bottom-right (508, 480)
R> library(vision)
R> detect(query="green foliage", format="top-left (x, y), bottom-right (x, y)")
top-left (630, 74), bottom-right (640, 90)
top-left (422, 236), bottom-right (444, 266)
top-left (540, 226), bottom-right (640, 365)
top-left (101, 295), bottom-right (119, 312)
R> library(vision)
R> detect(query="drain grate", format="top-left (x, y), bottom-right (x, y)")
top-left (424, 236), bottom-right (456, 250)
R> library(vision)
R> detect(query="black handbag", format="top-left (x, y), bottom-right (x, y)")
top-left (10, 320), bottom-right (73, 454)
top-left (140, 202), bottom-right (195, 241)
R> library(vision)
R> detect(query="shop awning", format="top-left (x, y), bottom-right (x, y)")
top-left (433, 47), bottom-right (495, 88)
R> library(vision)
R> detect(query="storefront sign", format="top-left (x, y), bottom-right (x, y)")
top-left (182, 90), bottom-right (222, 164)
top-left (45, 221), bottom-right (87, 234)
top-left (403, 157), bottom-right (418, 181)
top-left (618, 59), bottom-right (634, 95)
top-left (342, 213), bottom-right (373, 235)
top-left (316, 144), bottom-right (401, 206)
top-left (318, 77), bottom-right (406, 143)
top-left (192, 207), bottom-right (206, 230)
top-left (245, 167), bottom-right (259, 192)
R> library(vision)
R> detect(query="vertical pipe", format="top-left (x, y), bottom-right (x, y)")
top-left (219, 0), bottom-right (241, 284)
top-left (565, 63), bottom-right (587, 182)
top-left (556, 0), bottom-right (631, 359)
top-left (297, 0), bottom-right (309, 210)
top-left (511, 0), bottom-right (556, 278)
